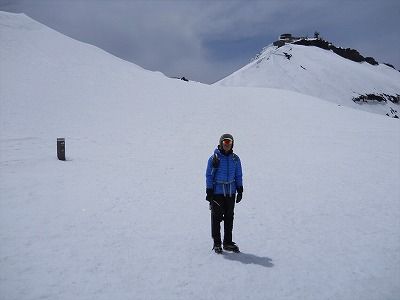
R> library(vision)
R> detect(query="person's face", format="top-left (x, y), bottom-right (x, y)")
top-left (222, 139), bottom-right (233, 152)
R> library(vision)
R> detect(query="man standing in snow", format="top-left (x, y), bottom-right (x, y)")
top-left (206, 133), bottom-right (243, 254)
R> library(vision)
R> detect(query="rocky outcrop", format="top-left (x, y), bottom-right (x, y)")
top-left (293, 38), bottom-right (382, 67)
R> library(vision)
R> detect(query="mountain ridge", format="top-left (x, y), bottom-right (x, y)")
top-left (217, 35), bottom-right (400, 118)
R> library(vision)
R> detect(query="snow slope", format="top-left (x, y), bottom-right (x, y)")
top-left (1, 12), bottom-right (399, 300)
top-left (216, 43), bottom-right (400, 117)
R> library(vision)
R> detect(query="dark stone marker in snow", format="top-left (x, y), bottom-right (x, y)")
top-left (57, 138), bottom-right (65, 161)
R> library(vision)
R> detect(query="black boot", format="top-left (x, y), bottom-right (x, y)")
top-left (223, 241), bottom-right (240, 253)
top-left (213, 242), bottom-right (223, 254)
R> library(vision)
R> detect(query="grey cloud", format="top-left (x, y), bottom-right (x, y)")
top-left (1, 0), bottom-right (399, 83)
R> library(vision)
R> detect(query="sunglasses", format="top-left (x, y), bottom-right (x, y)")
top-left (222, 139), bottom-right (233, 145)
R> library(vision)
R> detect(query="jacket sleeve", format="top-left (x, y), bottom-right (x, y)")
top-left (205, 156), bottom-right (214, 189)
top-left (235, 157), bottom-right (243, 189)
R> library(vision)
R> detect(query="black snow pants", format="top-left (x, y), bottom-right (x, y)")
top-left (211, 195), bottom-right (235, 244)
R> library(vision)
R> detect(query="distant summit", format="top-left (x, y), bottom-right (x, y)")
top-left (216, 34), bottom-right (400, 118)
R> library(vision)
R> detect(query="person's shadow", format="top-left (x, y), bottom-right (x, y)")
top-left (222, 252), bottom-right (274, 268)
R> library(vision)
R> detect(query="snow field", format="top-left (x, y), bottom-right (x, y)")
top-left (1, 12), bottom-right (399, 300)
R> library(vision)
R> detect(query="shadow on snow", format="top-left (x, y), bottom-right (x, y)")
top-left (222, 252), bottom-right (274, 268)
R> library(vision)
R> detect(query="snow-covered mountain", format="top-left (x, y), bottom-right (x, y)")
top-left (216, 38), bottom-right (400, 118)
top-left (1, 12), bottom-right (399, 300)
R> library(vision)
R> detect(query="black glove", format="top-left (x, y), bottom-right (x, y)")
top-left (206, 188), bottom-right (214, 202)
top-left (236, 186), bottom-right (243, 203)
top-left (236, 193), bottom-right (242, 203)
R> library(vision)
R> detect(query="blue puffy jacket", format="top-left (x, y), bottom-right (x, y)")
top-left (206, 148), bottom-right (243, 197)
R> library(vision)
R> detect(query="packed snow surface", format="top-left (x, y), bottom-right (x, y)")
top-left (1, 12), bottom-right (399, 300)
top-left (216, 43), bottom-right (400, 117)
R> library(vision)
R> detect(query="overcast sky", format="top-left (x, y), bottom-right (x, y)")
top-left (1, 0), bottom-right (399, 83)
